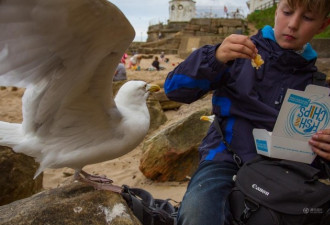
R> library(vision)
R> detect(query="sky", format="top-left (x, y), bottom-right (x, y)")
top-left (109, 0), bottom-right (250, 42)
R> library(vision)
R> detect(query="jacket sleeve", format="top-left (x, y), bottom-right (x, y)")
top-left (164, 44), bottom-right (230, 104)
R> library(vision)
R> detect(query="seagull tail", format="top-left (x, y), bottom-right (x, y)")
top-left (0, 121), bottom-right (23, 148)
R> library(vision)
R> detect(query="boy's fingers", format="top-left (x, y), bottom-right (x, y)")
top-left (229, 44), bottom-right (257, 59)
top-left (310, 140), bottom-right (330, 152)
top-left (312, 129), bottom-right (330, 143)
top-left (217, 48), bottom-right (253, 63)
top-left (228, 35), bottom-right (258, 59)
top-left (316, 129), bottom-right (330, 135)
top-left (218, 34), bottom-right (258, 63)
top-left (311, 146), bottom-right (330, 161)
top-left (309, 132), bottom-right (330, 160)
top-left (228, 35), bottom-right (258, 55)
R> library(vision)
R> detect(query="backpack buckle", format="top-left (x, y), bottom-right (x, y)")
top-left (240, 197), bottom-right (259, 223)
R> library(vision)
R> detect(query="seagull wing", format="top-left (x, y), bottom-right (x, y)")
top-left (0, 0), bottom-right (135, 136)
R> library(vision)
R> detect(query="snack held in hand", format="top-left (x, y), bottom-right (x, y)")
top-left (251, 54), bottom-right (264, 69)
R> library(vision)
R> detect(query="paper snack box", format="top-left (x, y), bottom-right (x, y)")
top-left (253, 85), bottom-right (330, 164)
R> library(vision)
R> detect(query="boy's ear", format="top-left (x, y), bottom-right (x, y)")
top-left (317, 18), bottom-right (330, 34)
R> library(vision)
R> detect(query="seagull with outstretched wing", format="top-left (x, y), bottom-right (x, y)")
top-left (0, 0), bottom-right (160, 192)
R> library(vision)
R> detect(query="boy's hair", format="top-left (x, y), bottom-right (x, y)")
top-left (283, 0), bottom-right (330, 18)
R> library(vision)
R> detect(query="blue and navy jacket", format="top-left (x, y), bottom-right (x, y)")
top-left (164, 26), bottom-right (320, 164)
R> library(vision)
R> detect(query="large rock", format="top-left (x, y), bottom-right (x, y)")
top-left (0, 146), bottom-right (43, 206)
top-left (140, 106), bottom-right (212, 182)
top-left (147, 98), bottom-right (168, 132)
top-left (153, 89), bottom-right (183, 110)
top-left (0, 182), bottom-right (141, 225)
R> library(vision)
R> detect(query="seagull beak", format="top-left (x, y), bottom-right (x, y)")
top-left (146, 84), bottom-right (160, 93)
top-left (200, 115), bottom-right (214, 123)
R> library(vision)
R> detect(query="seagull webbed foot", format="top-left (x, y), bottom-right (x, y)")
top-left (79, 170), bottom-right (113, 184)
top-left (74, 169), bottom-right (122, 193)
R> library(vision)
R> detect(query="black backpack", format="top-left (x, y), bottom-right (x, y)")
top-left (229, 155), bottom-right (330, 225)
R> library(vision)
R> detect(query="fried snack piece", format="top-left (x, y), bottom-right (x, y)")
top-left (251, 54), bottom-right (264, 69)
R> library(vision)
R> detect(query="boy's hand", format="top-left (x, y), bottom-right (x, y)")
top-left (309, 129), bottom-right (330, 161)
top-left (216, 34), bottom-right (258, 64)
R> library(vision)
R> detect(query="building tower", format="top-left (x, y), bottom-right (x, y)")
top-left (169, 0), bottom-right (196, 22)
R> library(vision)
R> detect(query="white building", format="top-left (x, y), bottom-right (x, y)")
top-left (169, 0), bottom-right (196, 22)
top-left (246, 0), bottom-right (278, 13)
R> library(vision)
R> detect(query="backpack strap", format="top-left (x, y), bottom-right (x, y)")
top-left (121, 185), bottom-right (178, 225)
top-left (121, 185), bottom-right (155, 224)
top-left (153, 198), bottom-right (178, 225)
top-left (318, 158), bottom-right (330, 179)
top-left (213, 116), bottom-right (243, 168)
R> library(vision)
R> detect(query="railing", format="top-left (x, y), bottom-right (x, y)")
top-left (255, 0), bottom-right (279, 11)
top-left (148, 5), bottom-right (247, 26)
top-left (195, 6), bottom-right (246, 19)
top-left (149, 19), bottom-right (167, 27)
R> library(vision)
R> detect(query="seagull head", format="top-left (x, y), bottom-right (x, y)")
top-left (200, 115), bottom-right (215, 123)
top-left (114, 80), bottom-right (160, 105)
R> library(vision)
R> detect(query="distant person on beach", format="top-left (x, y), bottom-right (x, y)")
top-left (113, 54), bottom-right (127, 81)
top-left (152, 56), bottom-right (160, 71)
top-left (128, 54), bottom-right (142, 70)
top-left (160, 52), bottom-right (165, 62)
top-left (113, 63), bottom-right (126, 81)
top-left (121, 53), bottom-right (128, 65)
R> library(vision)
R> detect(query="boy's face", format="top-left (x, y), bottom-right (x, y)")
top-left (274, 0), bottom-right (330, 50)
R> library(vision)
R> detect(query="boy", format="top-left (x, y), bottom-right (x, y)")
top-left (164, 0), bottom-right (330, 224)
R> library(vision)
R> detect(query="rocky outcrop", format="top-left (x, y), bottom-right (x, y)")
top-left (0, 182), bottom-right (141, 225)
top-left (139, 106), bottom-right (212, 182)
top-left (147, 98), bottom-right (168, 132)
top-left (0, 146), bottom-right (43, 206)
top-left (152, 89), bottom-right (183, 110)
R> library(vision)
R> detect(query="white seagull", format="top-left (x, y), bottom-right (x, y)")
top-left (0, 0), bottom-right (160, 192)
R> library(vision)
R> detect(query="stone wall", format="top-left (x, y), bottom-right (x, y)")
top-left (183, 18), bottom-right (247, 36)
top-left (147, 22), bottom-right (188, 42)
top-left (147, 18), bottom-right (247, 43)
top-left (177, 36), bottom-right (224, 59)
top-left (133, 18), bottom-right (247, 56)
top-left (131, 19), bottom-right (329, 59)
top-left (177, 18), bottom-right (247, 58)
top-left (132, 33), bottom-right (182, 55)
